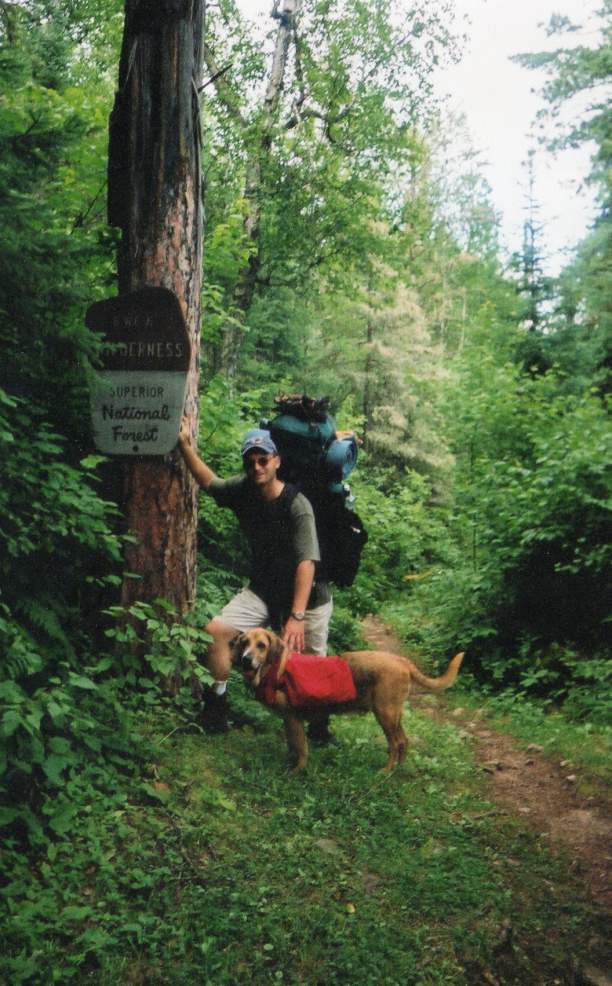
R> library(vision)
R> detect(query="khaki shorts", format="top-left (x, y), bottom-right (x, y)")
top-left (215, 587), bottom-right (333, 656)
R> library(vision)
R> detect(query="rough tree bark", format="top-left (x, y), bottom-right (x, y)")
top-left (108, 0), bottom-right (204, 612)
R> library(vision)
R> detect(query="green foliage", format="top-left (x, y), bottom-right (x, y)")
top-left (201, 0), bottom-right (462, 378)
top-left (550, 219), bottom-right (612, 393)
top-left (2, 0), bottom-right (123, 86)
top-left (0, 7), bottom-right (133, 856)
top-left (0, 669), bottom-right (135, 846)
top-left (2, 700), bottom-right (605, 983)
top-left (386, 351), bottom-right (611, 715)
top-left (342, 465), bottom-right (457, 614)
top-left (513, 0), bottom-right (612, 192)
top-left (326, 601), bottom-right (366, 653)
top-left (1, 10), bottom-right (611, 974)
top-left (0, 15), bottom-right (115, 466)
top-left (513, 1), bottom-right (612, 388)
top-left (103, 597), bottom-right (212, 685)
top-left (0, 388), bottom-right (131, 839)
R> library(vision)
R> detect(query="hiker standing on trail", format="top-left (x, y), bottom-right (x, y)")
top-left (177, 417), bottom-right (333, 735)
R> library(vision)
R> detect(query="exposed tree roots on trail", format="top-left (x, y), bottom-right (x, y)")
top-left (361, 616), bottom-right (612, 919)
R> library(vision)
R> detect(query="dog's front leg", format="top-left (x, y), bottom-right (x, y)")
top-left (283, 713), bottom-right (308, 771)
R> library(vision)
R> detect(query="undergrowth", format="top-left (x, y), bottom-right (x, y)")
top-left (381, 594), bottom-right (612, 721)
top-left (1, 677), bottom-right (606, 985)
top-left (378, 601), bottom-right (612, 786)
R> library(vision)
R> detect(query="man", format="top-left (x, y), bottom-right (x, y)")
top-left (177, 417), bottom-right (333, 733)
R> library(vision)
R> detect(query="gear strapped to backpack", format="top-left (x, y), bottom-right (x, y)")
top-left (261, 395), bottom-right (368, 588)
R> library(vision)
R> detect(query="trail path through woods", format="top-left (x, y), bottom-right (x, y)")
top-left (361, 617), bottom-right (612, 920)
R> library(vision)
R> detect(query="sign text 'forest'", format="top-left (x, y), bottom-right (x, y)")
top-left (86, 287), bottom-right (191, 456)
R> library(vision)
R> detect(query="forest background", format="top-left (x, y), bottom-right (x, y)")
top-left (0, 0), bottom-right (610, 981)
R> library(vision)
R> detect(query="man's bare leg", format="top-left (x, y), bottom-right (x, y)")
top-left (199, 620), bottom-right (239, 731)
top-left (205, 620), bottom-right (239, 689)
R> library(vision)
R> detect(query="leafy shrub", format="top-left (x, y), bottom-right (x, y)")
top-left (327, 601), bottom-right (366, 652)
top-left (103, 597), bottom-right (212, 684)
top-left (341, 464), bottom-right (457, 615)
top-left (0, 39), bottom-right (134, 844)
top-left (0, 390), bottom-right (137, 843)
top-left (394, 355), bottom-right (611, 714)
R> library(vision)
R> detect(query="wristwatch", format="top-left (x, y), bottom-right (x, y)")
top-left (290, 610), bottom-right (306, 621)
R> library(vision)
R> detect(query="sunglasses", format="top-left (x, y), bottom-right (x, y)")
top-left (245, 454), bottom-right (274, 469)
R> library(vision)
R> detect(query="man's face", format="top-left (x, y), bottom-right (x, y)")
top-left (244, 450), bottom-right (280, 486)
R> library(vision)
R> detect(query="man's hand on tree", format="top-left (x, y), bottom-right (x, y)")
top-left (178, 415), bottom-right (192, 449)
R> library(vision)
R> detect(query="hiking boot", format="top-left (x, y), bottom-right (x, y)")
top-left (199, 686), bottom-right (260, 732)
top-left (200, 685), bottom-right (230, 733)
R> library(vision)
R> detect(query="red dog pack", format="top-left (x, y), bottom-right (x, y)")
top-left (255, 653), bottom-right (357, 708)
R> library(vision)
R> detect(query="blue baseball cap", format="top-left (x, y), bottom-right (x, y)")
top-left (241, 428), bottom-right (278, 457)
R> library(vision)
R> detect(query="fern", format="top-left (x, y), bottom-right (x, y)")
top-left (14, 595), bottom-right (74, 654)
top-left (0, 602), bottom-right (45, 681)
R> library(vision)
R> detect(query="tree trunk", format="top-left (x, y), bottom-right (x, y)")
top-left (108, 0), bottom-right (204, 612)
top-left (362, 312), bottom-right (374, 448)
top-left (362, 267), bottom-right (376, 447)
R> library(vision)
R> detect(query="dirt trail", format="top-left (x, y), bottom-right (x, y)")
top-left (361, 616), bottom-right (612, 916)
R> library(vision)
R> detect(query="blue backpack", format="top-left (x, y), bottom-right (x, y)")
top-left (261, 395), bottom-right (368, 587)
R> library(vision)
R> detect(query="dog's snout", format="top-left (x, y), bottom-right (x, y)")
top-left (240, 653), bottom-right (253, 671)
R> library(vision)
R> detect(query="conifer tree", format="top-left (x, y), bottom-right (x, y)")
top-left (107, 0), bottom-right (204, 611)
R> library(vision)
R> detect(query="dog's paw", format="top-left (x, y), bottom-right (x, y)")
top-left (288, 760), bottom-right (308, 774)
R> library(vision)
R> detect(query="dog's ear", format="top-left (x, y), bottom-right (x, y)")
top-left (228, 632), bottom-right (245, 662)
top-left (266, 631), bottom-right (289, 677)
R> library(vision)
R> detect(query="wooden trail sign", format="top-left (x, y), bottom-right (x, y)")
top-left (86, 287), bottom-right (191, 456)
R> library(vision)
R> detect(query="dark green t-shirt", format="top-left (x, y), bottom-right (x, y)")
top-left (208, 477), bottom-right (331, 617)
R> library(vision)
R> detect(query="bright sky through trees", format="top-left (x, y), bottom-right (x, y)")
top-left (434, 0), bottom-right (600, 271)
top-left (237, 0), bottom-right (598, 272)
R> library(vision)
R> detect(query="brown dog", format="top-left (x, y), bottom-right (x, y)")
top-left (230, 628), bottom-right (464, 772)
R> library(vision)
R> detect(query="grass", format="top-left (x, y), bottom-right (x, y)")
top-left (1, 677), bottom-right (607, 985)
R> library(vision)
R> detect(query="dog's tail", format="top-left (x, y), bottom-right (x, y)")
top-left (409, 652), bottom-right (464, 691)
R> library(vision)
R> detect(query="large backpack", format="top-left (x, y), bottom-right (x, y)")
top-left (261, 395), bottom-right (368, 588)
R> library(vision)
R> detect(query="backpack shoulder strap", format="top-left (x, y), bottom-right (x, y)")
top-left (280, 482), bottom-right (300, 507)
